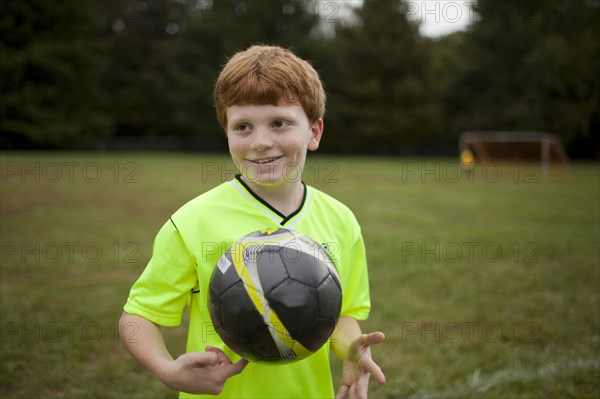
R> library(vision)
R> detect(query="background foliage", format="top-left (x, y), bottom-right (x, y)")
top-left (1, 0), bottom-right (599, 156)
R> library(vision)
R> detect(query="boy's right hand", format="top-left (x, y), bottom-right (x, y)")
top-left (162, 346), bottom-right (248, 395)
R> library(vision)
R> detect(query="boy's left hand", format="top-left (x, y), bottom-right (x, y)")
top-left (335, 332), bottom-right (386, 399)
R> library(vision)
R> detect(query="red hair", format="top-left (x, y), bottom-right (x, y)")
top-left (214, 45), bottom-right (326, 129)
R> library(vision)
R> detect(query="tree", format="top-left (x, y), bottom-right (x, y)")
top-left (101, 0), bottom-right (199, 141)
top-left (326, 0), bottom-right (442, 154)
top-left (163, 0), bottom-right (328, 144)
top-left (446, 0), bottom-right (600, 151)
top-left (526, 0), bottom-right (600, 145)
top-left (1, 0), bottom-right (111, 148)
top-left (428, 31), bottom-right (471, 142)
top-left (1, 0), bottom-right (329, 149)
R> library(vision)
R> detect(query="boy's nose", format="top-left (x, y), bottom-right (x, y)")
top-left (251, 129), bottom-right (274, 151)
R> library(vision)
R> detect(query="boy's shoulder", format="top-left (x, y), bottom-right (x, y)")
top-left (309, 185), bottom-right (353, 212)
top-left (171, 180), bottom-right (234, 219)
top-left (307, 184), bottom-right (361, 225)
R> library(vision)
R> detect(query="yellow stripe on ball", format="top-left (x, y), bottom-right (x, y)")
top-left (229, 240), bottom-right (312, 360)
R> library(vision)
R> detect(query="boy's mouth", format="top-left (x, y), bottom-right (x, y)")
top-left (250, 156), bottom-right (283, 165)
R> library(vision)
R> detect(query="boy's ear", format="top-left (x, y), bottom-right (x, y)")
top-left (308, 118), bottom-right (324, 151)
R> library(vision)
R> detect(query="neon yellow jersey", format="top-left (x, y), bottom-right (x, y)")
top-left (124, 176), bottom-right (371, 398)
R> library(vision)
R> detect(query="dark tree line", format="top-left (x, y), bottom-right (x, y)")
top-left (1, 0), bottom-right (598, 157)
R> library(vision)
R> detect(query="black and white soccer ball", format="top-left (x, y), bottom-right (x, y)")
top-left (208, 228), bottom-right (342, 363)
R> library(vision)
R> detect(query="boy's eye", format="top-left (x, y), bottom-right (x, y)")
top-left (236, 123), bottom-right (251, 132)
top-left (272, 120), bottom-right (290, 129)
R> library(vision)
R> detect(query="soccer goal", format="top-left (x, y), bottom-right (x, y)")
top-left (459, 131), bottom-right (571, 180)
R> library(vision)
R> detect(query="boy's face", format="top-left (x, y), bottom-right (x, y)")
top-left (226, 103), bottom-right (323, 187)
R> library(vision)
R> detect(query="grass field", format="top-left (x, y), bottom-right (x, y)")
top-left (1, 152), bottom-right (599, 398)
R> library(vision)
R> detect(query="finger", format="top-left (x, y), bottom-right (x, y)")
top-left (352, 332), bottom-right (384, 355)
top-left (205, 346), bottom-right (228, 358)
top-left (353, 372), bottom-right (371, 399)
top-left (224, 357), bottom-right (249, 377)
top-left (335, 384), bottom-right (350, 399)
top-left (204, 346), bottom-right (231, 365)
top-left (205, 346), bottom-right (229, 356)
top-left (349, 383), bottom-right (356, 399)
top-left (185, 350), bottom-right (218, 366)
top-left (364, 331), bottom-right (385, 346)
top-left (363, 358), bottom-right (386, 385)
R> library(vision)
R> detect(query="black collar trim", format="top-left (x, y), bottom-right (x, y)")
top-left (234, 174), bottom-right (306, 226)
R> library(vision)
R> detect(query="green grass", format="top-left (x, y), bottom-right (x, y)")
top-left (1, 153), bottom-right (598, 398)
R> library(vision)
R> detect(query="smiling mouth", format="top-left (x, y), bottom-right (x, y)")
top-left (250, 156), bottom-right (283, 164)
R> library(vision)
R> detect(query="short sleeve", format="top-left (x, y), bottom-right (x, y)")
top-left (123, 218), bottom-right (197, 326)
top-left (340, 233), bottom-right (371, 321)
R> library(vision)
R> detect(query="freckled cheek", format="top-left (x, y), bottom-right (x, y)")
top-left (227, 139), bottom-right (246, 157)
top-left (283, 139), bottom-right (306, 159)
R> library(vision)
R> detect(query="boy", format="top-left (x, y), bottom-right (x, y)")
top-left (120, 45), bottom-right (385, 398)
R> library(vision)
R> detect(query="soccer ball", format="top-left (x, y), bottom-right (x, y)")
top-left (208, 228), bottom-right (342, 363)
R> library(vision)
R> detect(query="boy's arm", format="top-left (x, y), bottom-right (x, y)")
top-left (331, 316), bottom-right (386, 399)
top-left (119, 312), bottom-right (248, 395)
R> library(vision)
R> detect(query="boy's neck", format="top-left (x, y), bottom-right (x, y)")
top-left (240, 176), bottom-right (305, 218)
